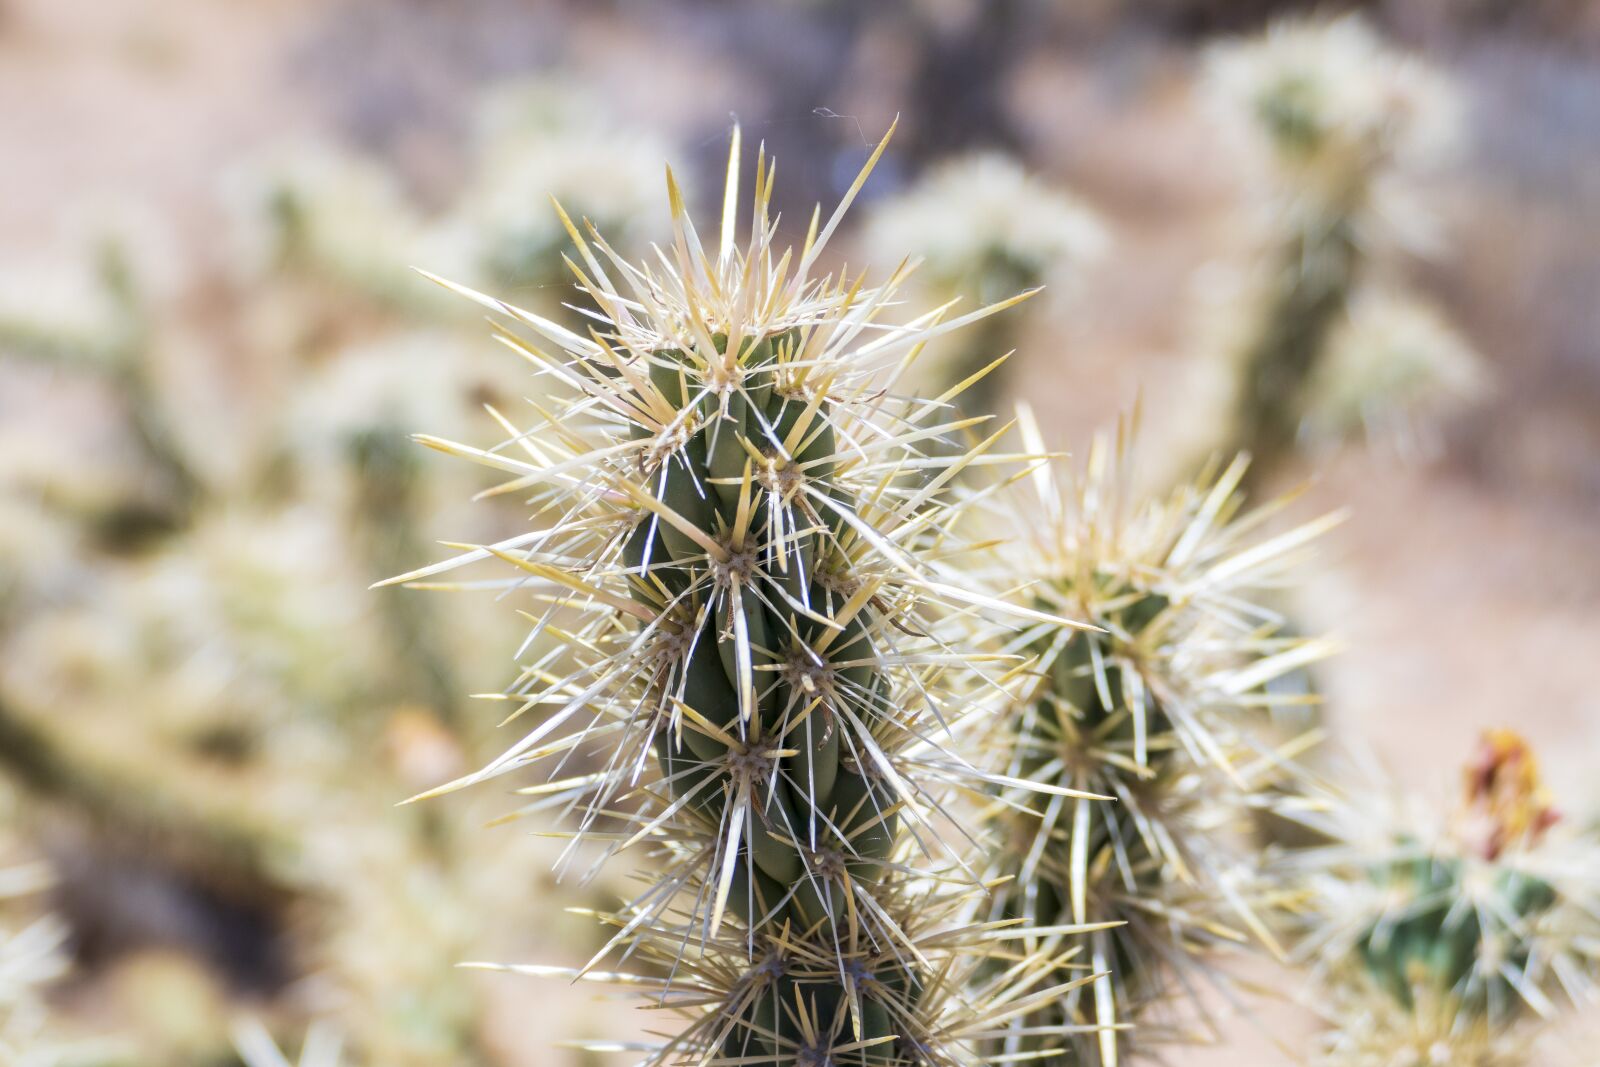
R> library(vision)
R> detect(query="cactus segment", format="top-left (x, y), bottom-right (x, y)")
top-left (978, 415), bottom-right (1336, 1064)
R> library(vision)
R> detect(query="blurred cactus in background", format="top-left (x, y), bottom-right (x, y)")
top-left (398, 125), bottom-right (1115, 1065)
top-left (975, 411), bottom-right (1336, 1064)
top-left (0, 207), bottom-right (200, 533)
top-left (859, 153), bottom-right (1106, 415)
top-left (233, 1019), bottom-right (346, 1067)
top-left (1200, 14), bottom-right (1482, 490)
top-left (0, 74), bottom-right (665, 1067)
top-left (1287, 732), bottom-right (1600, 1066)
top-left (227, 77), bottom-right (672, 329)
top-left (426, 80), bottom-right (669, 298)
top-left (0, 816), bottom-right (69, 1065)
top-left (225, 144), bottom-right (432, 313)
top-left (1301, 291), bottom-right (1486, 460)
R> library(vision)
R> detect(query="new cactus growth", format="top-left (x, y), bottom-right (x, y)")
top-left (395, 124), bottom-right (1109, 1065)
top-left (1291, 731), bottom-right (1600, 1066)
top-left (977, 413), bottom-right (1338, 1064)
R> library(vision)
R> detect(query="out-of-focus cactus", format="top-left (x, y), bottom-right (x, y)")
top-left (395, 125), bottom-right (1110, 1064)
top-left (227, 80), bottom-right (672, 330)
top-left (0, 207), bottom-right (533, 1065)
top-left (233, 1019), bottom-right (346, 1067)
top-left (0, 250), bottom-right (132, 373)
top-left (976, 411), bottom-right (1338, 1064)
top-left (1201, 15), bottom-right (1477, 489)
top-left (0, 212), bottom-right (201, 523)
top-left (0, 812), bottom-right (69, 1064)
top-left (284, 334), bottom-right (536, 728)
top-left (859, 152), bottom-right (1106, 415)
top-left (1301, 291), bottom-right (1486, 459)
top-left (426, 79), bottom-right (670, 298)
top-left (223, 145), bottom-right (431, 311)
top-left (1290, 732), bottom-right (1600, 1066)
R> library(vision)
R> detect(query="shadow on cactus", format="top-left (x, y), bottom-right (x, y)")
top-left (974, 412), bottom-right (1340, 1065)
top-left (387, 122), bottom-right (1116, 1065)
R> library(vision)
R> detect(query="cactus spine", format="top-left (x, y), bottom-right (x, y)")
top-left (399, 125), bottom-right (1108, 1065)
top-left (978, 413), bottom-right (1337, 1064)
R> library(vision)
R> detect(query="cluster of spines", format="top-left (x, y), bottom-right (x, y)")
top-left (398, 125), bottom-right (1106, 1066)
top-left (975, 414), bottom-right (1336, 1065)
top-left (1289, 730), bottom-right (1600, 1064)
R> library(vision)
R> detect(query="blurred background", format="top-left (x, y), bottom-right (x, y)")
top-left (1, 0), bottom-right (1598, 1063)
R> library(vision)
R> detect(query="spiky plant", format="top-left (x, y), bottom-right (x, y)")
top-left (858, 153), bottom-right (1106, 416)
top-left (974, 412), bottom-right (1339, 1064)
top-left (429, 78), bottom-right (671, 297)
top-left (392, 124), bottom-right (1112, 1065)
top-left (228, 86), bottom-right (668, 327)
top-left (226, 144), bottom-right (432, 312)
top-left (0, 817), bottom-right (67, 1064)
top-left (233, 1019), bottom-right (347, 1067)
top-left (1202, 14), bottom-right (1468, 489)
top-left (1299, 290), bottom-right (1485, 460)
top-left (1289, 731), bottom-right (1600, 1066)
top-left (0, 212), bottom-right (201, 522)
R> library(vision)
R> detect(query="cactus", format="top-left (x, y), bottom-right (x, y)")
top-left (976, 411), bottom-right (1338, 1064)
top-left (0, 811), bottom-right (68, 1063)
top-left (1300, 290), bottom-right (1486, 459)
top-left (393, 123), bottom-right (1114, 1065)
top-left (234, 1019), bottom-right (347, 1067)
top-left (226, 83), bottom-right (668, 327)
top-left (1289, 731), bottom-right (1600, 1066)
top-left (224, 144), bottom-right (432, 312)
top-left (1201, 15), bottom-right (1472, 489)
top-left (430, 78), bottom-right (670, 297)
top-left (0, 217), bottom-right (202, 525)
top-left (859, 152), bottom-right (1106, 415)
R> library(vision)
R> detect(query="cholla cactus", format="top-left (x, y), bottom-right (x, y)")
top-left (0, 251), bottom-right (133, 372)
top-left (229, 83), bottom-right (670, 325)
top-left (1205, 15), bottom-right (1459, 218)
top-left (224, 144), bottom-right (430, 308)
top-left (1301, 291), bottom-right (1486, 459)
top-left (976, 412), bottom-right (1338, 1064)
top-left (0, 211), bottom-right (200, 516)
top-left (393, 125), bottom-right (1111, 1065)
top-left (233, 1019), bottom-right (346, 1067)
top-left (1292, 731), bottom-right (1600, 1066)
top-left (0, 827), bottom-right (68, 1065)
top-left (858, 153), bottom-right (1106, 414)
top-left (1201, 15), bottom-right (1472, 487)
top-left (425, 79), bottom-right (671, 296)
top-left (285, 333), bottom-right (539, 726)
